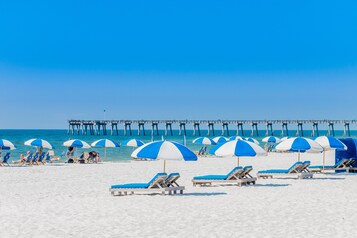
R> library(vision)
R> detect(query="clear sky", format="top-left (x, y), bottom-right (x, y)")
top-left (1, 1), bottom-right (357, 129)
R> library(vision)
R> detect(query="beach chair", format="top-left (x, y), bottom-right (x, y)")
top-left (345, 158), bottom-right (355, 168)
top-left (300, 161), bottom-right (311, 172)
top-left (192, 166), bottom-right (250, 186)
top-left (257, 162), bottom-right (313, 179)
top-left (240, 166), bottom-right (257, 184)
top-left (163, 173), bottom-right (185, 194)
top-left (25, 153), bottom-right (34, 165)
top-left (36, 153), bottom-right (46, 165)
top-left (308, 158), bottom-right (350, 173)
top-left (1, 152), bottom-right (11, 166)
top-left (28, 152), bottom-right (39, 165)
top-left (110, 173), bottom-right (173, 196)
top-left (45, 151), bottom-right (62, 164)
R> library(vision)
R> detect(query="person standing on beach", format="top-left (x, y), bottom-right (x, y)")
top-left (66, 146), bottom-right (75, 163)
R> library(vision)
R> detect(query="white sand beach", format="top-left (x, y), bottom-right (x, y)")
top-left (1, 151), bottom-right (356, 238)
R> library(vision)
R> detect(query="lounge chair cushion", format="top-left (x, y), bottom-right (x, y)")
top-left (193, 175), bottom-right (228, 180)
top-left (258, 169), bottom-right (290, 174)
top-left (111, 183), bottom-right (149, 189)
top-left (167, 173), bottom-right (180, 179)
top-left (194, 167), bottom-right (243, 180)
top-left (309, 165), bottom-right (335, 169)
top-left (258, 162), bottom-right (303, 174)
top-left (111, 173), bottom-right (167, 189)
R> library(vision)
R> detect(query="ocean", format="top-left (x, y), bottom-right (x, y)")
top-left (0, 129), bottom-right (356, 162)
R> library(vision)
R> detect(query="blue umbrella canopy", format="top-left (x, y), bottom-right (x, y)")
top-left (132, 141), bottom-right (197, 172)
top-left (192, 137), bottom-right (216, 145)
top-left (24, 138), bottom-right (54, 149)
top-left (314, 136), bottom-right (347, 173)
top-left (63, 139), bottom-right (91, 149)
top-left (275, 137), bottom-right (323, 162)
top-left (262, 136), bottom-right (280, 143)
top-left (314, 136), bottom-right (347, 150)
top-left (132, 141), bottom-right (197, 161)
top-left (275, 137), bottom-right (323, 153)
top-left (91, 139), bottom-right (120, 161)
top-left (212, 136), bottom-right (228, 144)
top-left (244, 137), bottom-right (260, 144)
top-left (91, 139), bottom-right (120, 148)
top-left (210, 139), bottom-right (266, 165)
top-left (121, 139), bottom-right (144, 147)
top-left (0, 139), bottom-right (16, 150)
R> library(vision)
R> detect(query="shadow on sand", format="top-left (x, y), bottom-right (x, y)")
top-left (253, 183), bottom-right (290, 187)
top-left (177, 192), bottom-right (227, 196)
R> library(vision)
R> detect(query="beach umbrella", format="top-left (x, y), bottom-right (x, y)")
top-left (0, 139), bottom-right (16, 161)
top-left (280, 137), bottom-right (290, 141)
top-left (229, 136), bottom-right (243, 141)
top-left (262, 136), bottom-right (281, 143)
top-left (121, 139), bottom-right (144, 148)
top-left (0, 139), bottom-right (16, 150)
top-left (212, 136), bottom-right (228, 144)
top-left (244, 137), bottom-right (260, 144)
top-left (192, 137), bottom-right (216, 145)
top-left (63, 139), bottom-right (91, 149)
top-left (210, 139), bottom-right (267, 166)
top-left (315, 136), bottom-right (347, 173)
top-left (91, 139), bottom-right (120, 161)
top-left (275, 137), bottom-right (323, 161)
top-left (131, 141), bottom-right (197, 172)
top-left (24, 138), bottom-right (54, 149)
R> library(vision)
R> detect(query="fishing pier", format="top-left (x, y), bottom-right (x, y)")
top-left (68, 120), bottom-right (356, 137)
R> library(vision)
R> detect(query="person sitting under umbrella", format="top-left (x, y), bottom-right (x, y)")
top-left (88, 151), bottom-right (100, 163)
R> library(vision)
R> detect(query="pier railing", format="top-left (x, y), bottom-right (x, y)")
top-left (68, 119), bottom-right (356, 137)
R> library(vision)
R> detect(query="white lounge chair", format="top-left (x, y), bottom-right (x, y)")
top-left (309, 158), bottom-right (350, 173)
top-left (164, 173), bottom-right (185, 194)
top-left (257, 162), bottom-right (313, 179)
top-left (192, 166), bottom-right (253, 186)
top-left (110, 173), bottom-right (182, 196)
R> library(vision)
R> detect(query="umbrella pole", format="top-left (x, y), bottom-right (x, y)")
top-left (322, 149), bottom-right (326, 174)
top-left (163, 160), bottom-right (166, 173)
top-left (237, 156), bottom-right (240, 166)
top-left (298, 150), bottom-right (300, 162)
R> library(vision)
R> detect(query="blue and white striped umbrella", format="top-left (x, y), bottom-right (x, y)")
top-left (24, 138), bottom-right (54, 149)
top-left (244, 137), bottom-right (260, 144)
top-left (275, 137), bottom-right (323, 161)
top-left (91, 139), bottom-right (120, 148)
top-left (262, 136), bottom-right (280, 143)
top-left (132, 141), bottom-right (197, 172)
top-left (0, 139), bottom-right (16, 150)
top-left (91, 139), bottom-right (120, 161)
top-left (314, 136), bottom-right (347, 150)
top-left (63, 139), bottom-right (91, 149)
top-left (192, 137), bottom-right (216, 145)
top-left (132, 141), bottom-right (197, 161)
top-left (212, 136), bottom-right (228, 144)
top-left (121, 139), bottom-right (144, 147)
top-left (210, 139), bottom-right (266, 165)
top-left (314, 136), bottom-right (347, 172)
top-left (229, 136), bottom-right (243, 141)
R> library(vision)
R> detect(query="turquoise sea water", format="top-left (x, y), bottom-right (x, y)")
top-left (0, 129), bottom-right (356, 162)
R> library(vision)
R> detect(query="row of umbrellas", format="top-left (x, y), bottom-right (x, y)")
top-left (0, 138), bottom-right (145, 161)
top-left (0, 138), bottom-right (145, 150)
top-left (192, 136), bottom-right (287, 145)
top-left (0, 136), bottom-right (348, 173)
top-left (131, 136), bottom-right (348, 172)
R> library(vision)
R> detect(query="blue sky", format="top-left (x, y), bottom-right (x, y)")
top-left (1, 1), bottom-right (357, 129)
